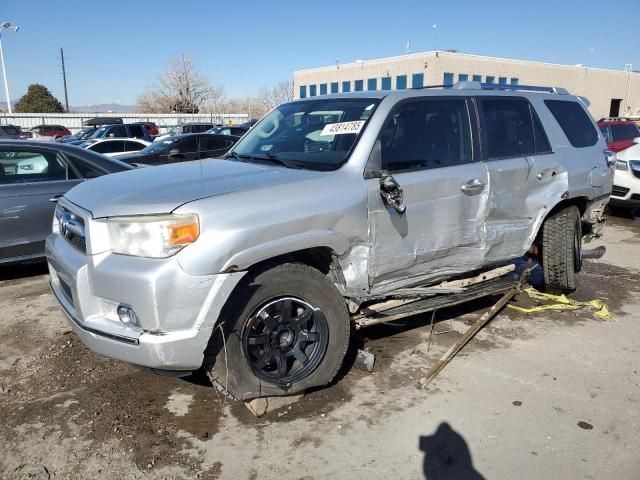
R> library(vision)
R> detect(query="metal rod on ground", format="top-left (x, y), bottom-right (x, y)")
top-left (423, 261), bottom-right (533, 387)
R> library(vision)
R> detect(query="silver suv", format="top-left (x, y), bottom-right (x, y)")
top-left (47, 82), bottom-right (613, 400)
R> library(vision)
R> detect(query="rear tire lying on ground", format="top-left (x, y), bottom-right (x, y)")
top-left (203, 263), bottom-right (351, 400)
top-left (541, 205), bottom-right (582, 293)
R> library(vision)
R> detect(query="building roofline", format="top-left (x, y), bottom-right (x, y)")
top-left (294, 50), bottom-right (637, 76)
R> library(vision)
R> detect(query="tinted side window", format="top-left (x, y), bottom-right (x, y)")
top-left (610, 123), bottom-right (640, 141)
top-left (478, 97), bottom-right (535, 158)
top-left (379, 98), bottom-right (472, 172)
top-left (177, 137), bottom-right (198, 153)
top-left (544, 100), bottom-right (598, 148)
top-left (124, 141), bottom-right (145, 152)
top-left (107, 125), bottom-right (127, 137)
top-left (0, 150), bottom-right (78, 184)
top-left (200, 136), bottom-right (228, 152)
top-left (66, 154), bottom-right (104, 179)
top-left (128, 125), bottom-right (145, 138)
top-left (92, 141), bottom-right (124, 154)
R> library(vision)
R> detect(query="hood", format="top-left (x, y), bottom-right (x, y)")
top-left (65, 159), bottom-right (321, 218)
top-left (616, 143), bottom-right (640, 161)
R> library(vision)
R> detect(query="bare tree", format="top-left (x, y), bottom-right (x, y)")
top-left (258, 80), bottom-right (294, 111)
top-left (136, 54), bottom-right (214, 113)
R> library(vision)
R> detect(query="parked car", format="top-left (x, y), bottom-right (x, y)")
top-left (0, 124), bottom-right (29, 139)
top-left (115, 133), bottom-right (238, 166)
top-left (82, 138), bottom-right (151, 157)
top-left (59, 127), bottom-right (98, 145)
top-left (0, 140), bottom-right (133, 265)
top-left (47, 83), bottom-right (612, 401)
top-left (598, 119), bottom-right (640, 153)
top-left (155, 123), bottom-right (216, 142)
top-left (29, 125), bottom-right (72, 141)
top-left (610, 139), bottom-right (640, 209)
top-left (206, 125), bottom-right (249, 136)
top-left (85, 123), bottom-right (152, 143)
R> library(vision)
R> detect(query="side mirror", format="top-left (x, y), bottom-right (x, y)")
top-left (633, 137), bottom-right (640, 144)
top-left (379, 173), bottom-right (406, 214)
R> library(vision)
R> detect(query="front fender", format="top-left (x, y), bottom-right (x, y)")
top-left (220, 230), bottom-right (350, 272)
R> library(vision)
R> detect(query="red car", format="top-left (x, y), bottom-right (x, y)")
top-left (598, 120), bottom-right (640, 153)
top-left (29, 124), bottom-right (72, 141)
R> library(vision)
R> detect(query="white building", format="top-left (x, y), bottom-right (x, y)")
top-left (293, 51), bottom-right (640, 119)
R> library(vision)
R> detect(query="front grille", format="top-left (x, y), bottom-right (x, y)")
top-left (55, 205), bottom-right (86, 253)
top-left (58, 278), bottom-right (73, 304)
top-left (612, 185), bottom-right (630, 197)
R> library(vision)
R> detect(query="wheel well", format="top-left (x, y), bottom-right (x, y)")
top-left (246, 247), bottom-right (336, 276)
top-left (534, 196), bottom-right (588, 246)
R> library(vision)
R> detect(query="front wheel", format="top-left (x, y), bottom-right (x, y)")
top-left (541, 206), bottom-right (582, 293)
top-left (203, 263), bottom-right (351, 400)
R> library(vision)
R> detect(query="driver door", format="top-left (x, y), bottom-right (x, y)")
top-left (366, 97), bottom-right (489, 290)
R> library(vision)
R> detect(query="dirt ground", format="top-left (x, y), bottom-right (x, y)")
top-left (1, 211), bottom-right (639, 480)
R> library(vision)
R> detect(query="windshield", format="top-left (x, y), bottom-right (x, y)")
top-left (89, 126), bottom-right (109, 139)
top-left (231, 98), bottom-right (379, 169)
top-left (140, 137), bottom-right (178, 154)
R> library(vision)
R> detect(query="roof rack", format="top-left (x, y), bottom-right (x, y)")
top-left (451, 81), bottom-right (569, 94)
top-left (411, 81), bottom-right (570, 94)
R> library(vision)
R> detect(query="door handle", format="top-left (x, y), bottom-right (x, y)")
top-left (460, 178), bottom-right (486, 195)
top-left (49, 194), bottom-right (63, 203)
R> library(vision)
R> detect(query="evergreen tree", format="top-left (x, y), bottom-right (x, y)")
top-left (14, 84), bottom-right (65, 113)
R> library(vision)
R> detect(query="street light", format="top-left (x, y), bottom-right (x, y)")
top-left (0, 21), bottom-right (20, 115)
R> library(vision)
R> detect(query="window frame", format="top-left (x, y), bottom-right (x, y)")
top-left (367, 78), bottom-right (377, 91)
top-left (354, 80), bottom-right (364, 92)
top-left (396, 75), bottom-right (407, 90)
top-left (474, 95), bottom-right (553, 161)
top-left (342, 81), bottom-right (351, 93)
top-left (299, 85), bottom-right (307, 98)
top-left (364, 96), bottom-right (478, 178)
top-left (0, 147), bottom-right (83, 185)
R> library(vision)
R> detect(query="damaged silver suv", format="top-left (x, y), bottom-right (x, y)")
top-left (47, 82), bottom-right (613, 400)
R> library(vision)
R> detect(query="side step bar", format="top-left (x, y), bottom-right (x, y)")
top-left (354, 266), bottom-right (520, 329)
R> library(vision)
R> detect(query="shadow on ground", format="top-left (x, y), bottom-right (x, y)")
top-left (420, 422), bottom-right (485, 480)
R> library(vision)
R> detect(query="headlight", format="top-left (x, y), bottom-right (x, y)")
top-left (615, 160), bottom-right (629, 171)
top-left (107, 213), bottom-right (199, 258)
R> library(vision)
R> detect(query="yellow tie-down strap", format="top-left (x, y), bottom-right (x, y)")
top-left (508, 288), bottom-right (613, 321)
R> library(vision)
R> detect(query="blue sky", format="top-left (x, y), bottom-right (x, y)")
top-left (2, 0), bottom-right (639, 106)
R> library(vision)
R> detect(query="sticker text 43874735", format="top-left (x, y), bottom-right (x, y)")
top-left (320, 121), bottom-right (366, 136)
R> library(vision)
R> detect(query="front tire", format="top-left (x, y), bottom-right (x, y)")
top-left (541, 206), bottom-right (582, 293)
top-left (204, 263), bottom-right (351, 400)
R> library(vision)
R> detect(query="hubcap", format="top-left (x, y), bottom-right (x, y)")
top-left (242, 297), bottom-right (329, 385)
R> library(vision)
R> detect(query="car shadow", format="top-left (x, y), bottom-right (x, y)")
top-left (420, 422), bottom-right (485, 479)
top-left (0, 260), bottom-right (48, 281)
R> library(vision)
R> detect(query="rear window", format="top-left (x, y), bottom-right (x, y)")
top-left (544, 100), bottom-right (598, 148)
top-left (610, 123), bottom-right (640, 142)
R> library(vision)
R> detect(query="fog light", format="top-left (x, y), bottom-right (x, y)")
top-left (117, 304), bottom-right (138, 326)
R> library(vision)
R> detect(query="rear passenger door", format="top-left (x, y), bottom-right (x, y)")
top-left (476, 96), bottom-right (556, 261)
top-left (366, 97), bottom-right (489, 288)
top-left (0, 147), bottom-right (83, 261)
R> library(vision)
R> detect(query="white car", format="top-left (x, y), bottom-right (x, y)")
top-left (82, 138), bottom-right (150, 157)
top-left (611, 139), bottom-right (640, 209)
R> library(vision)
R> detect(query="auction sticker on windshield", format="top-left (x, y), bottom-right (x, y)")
top-left (320, 121), bottom-right (365, 136)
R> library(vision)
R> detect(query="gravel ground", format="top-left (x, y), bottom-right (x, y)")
top-left (0, 212), bottom-right (639, 480)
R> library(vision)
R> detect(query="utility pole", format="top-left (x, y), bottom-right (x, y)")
top-left (60, 48), bottom-right (69, 112)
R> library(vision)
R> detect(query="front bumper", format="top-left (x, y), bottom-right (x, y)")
top-left (46, 231), bottom-right (245, 370)
top-left (610, 168), bottom-right (640, 207)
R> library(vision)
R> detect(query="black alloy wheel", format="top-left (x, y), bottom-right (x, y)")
top-left (241, 297), bottom-right (329, 386)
